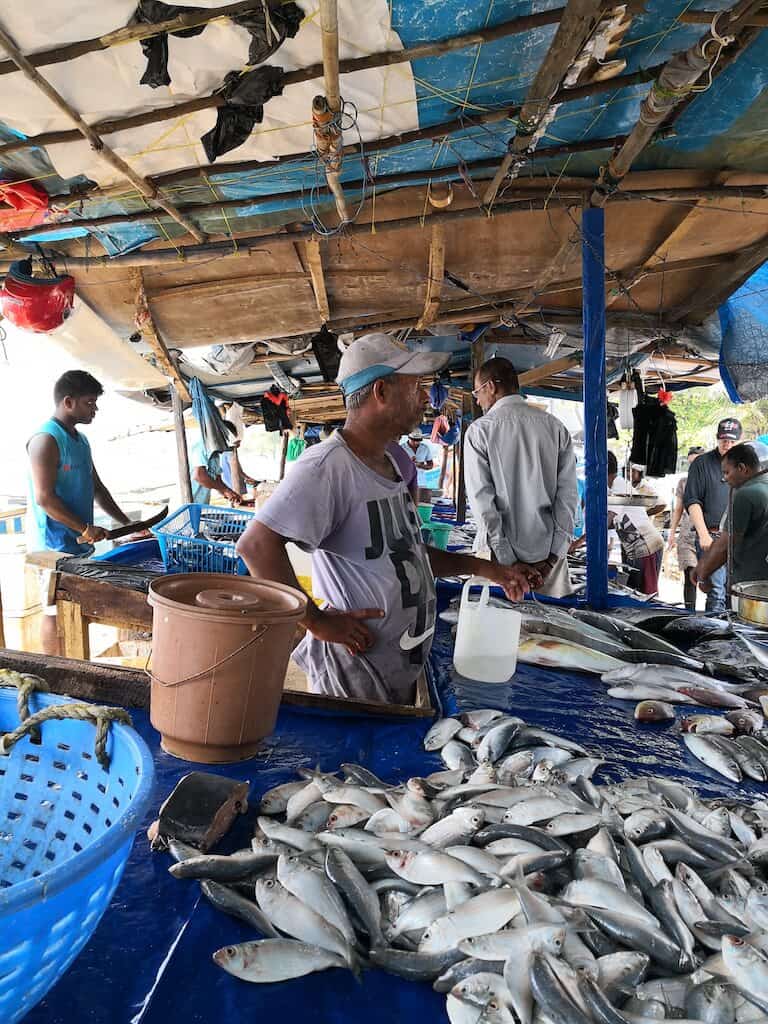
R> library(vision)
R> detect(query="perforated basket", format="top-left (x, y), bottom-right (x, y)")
top-left (151, 503), bottom-right (255, 575)
top-left (0, 687), bottom-right (154, 1023)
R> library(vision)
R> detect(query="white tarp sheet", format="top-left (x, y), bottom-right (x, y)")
top-left (0, 0), bottom-right (418, 188)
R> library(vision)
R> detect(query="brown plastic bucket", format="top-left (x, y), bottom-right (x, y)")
top-left (147, 573), bottom-right (306, 763)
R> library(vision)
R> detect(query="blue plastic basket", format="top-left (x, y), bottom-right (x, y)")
top-left (0, 688), bottom-right (155, 1023)
top-left (151, 503), bottom-right (256, 575)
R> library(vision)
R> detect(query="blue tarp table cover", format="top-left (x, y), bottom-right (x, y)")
top-left (24, 584), bottom-right (763, 1023)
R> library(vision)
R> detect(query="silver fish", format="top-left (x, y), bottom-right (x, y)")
top-left (682, 733), bottom-right (742, 782)
top-left (254, 877), bottom-right (355, 966)
top-left (518, 635), bottom-right (624, 674)
top-left (212, 938), bottom-right (347, 982)
top-left (425, 718), bottom-right (464, 751)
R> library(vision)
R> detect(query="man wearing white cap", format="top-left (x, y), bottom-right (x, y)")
top-left (236, 333), bottom-right (537, 704)
top-left (403, 430), bottom-right (434, 472)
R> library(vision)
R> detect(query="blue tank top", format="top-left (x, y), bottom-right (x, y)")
top-left (27, 418), bottom-right (95, 554)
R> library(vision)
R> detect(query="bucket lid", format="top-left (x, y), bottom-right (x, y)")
top-left (148, 573), bottom-right (306, 623)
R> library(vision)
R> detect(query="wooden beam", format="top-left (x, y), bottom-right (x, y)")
top-left (670, 230), bottom-right (768, 323)
top-left (316, 0), bottom-right (348, 222)
top-left (56, 598), bottom-right (89, 660)
top-left (279, 431), bottom-right (290, 480)
top-left (134, 270), bottom-right (192, 402)
top-left (482, 0), bottom-right (608, 208)
top-left (607, 173), bottom-right (734, 308)
top-left (416, 224), bottom-right (446, 329)
top-left (518, 353), bottom-right (582, 386)
top-left (0, 20), bottom-right (205, 244)
top-left (303, 238), bottom-right (331, 322)
top-left (0, 1), bottom-right (267, 78)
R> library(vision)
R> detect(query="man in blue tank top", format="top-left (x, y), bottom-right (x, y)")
top-left (27, 370), bottom-right (130, 654)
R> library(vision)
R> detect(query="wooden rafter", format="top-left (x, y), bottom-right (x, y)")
top-left (482, 0), bottom-right (610, 208)
top-left (416, 224), bottom-right (446, 330)
top-left (0, 1), bottom-right (266, 78)
top-left (606, 173), bottom-right (733, 308)
top-left (303, 238), bottom-right (331, 323)
top-left (518, 354), bottom-right (582, 387)
top-left (0, 20), bottom-right (205, 244)
top-left (670, 230), bottom-right (768, 323)
top-left (133, 270), bottom-right (191, 402)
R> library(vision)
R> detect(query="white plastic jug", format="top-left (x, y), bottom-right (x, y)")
top-left (453, 577), bottom-right (521, 683)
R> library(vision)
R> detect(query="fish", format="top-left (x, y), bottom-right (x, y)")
top-left (634, 700), bottom-right (676, 722)
top-left (162, 705), bottom-right (768, 1023)
top-left (569, 609), bottom-right (689, 658)
top-left (680, 714), bottom-right (735, 735)
top-left (726, 709), bottom-right (765, 734)
top-left (607, 684), bottom-right (696, 705)
top-left (212, 939), bottom-right (347, 982)
top-left (518, 635), bottom-right (624, 674)
top-left (663, 615), bottom-right (733, 641)
top-left (689, 638), bottom-right (768, 683)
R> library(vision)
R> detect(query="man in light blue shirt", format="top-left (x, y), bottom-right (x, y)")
top-left (189, 431), bottom-right (241, 505)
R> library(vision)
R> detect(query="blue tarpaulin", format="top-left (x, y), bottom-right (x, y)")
top-left (23, 582), bottom-right (762, 1023)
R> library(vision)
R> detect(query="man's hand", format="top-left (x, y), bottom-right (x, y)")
top-left (306, 606), bottom-right (385, 657)
top-left (694, 571), bottom-right (713, 594)
top-left (531, 557), bottom-right (556, 582)
top-left (666, 535), bottom-right (676, 551)
top-left (222, 487), bottom-right (242, 504)
top-left (698, 532), bottom-right (713, 551)
top-left (80, 524), bottom-right (109, 544)
top-left (485, 562), bottom-right (541, 602)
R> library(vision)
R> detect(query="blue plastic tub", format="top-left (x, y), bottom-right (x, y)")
top-left (151, 503), bottom-right (255, 575)
top-left (0, 688), bottom-right (155, 1023)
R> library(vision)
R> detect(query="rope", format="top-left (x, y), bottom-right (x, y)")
top-left (0, 703), bottom-right (132, 769)
top-left (0, 670), bottom-right (50, 723)
top-left (149, 625), bottom-right (268, 688)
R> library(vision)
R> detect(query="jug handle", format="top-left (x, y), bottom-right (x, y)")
top-left (461, 576), bottom-right (491, 611)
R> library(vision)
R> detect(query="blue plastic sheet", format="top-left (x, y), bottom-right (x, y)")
top-left (24, 581), bottom-right (764, 1022)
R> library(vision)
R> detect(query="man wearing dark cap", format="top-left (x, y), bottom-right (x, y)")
top-left (683, 418), bottom-right (742, 613)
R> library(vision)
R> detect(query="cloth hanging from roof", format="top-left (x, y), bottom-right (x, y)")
top-left (429, 381), bottom-right (448, 412)
top-left (261, 385), bottom-right (291, 432)
top-left (630, 395), bottom-right (678, 478)
top-left (201, 67), bottom-right (286, 163)
top-left (310, 325), bottom-right (341, 383)
top-left (189, 377), bottom-right (232, 459)
top-left (130, 0), bottom-right (302, 89)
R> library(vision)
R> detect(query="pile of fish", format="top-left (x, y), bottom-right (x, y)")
top-left (164, 709), bottom-right (768, 1023)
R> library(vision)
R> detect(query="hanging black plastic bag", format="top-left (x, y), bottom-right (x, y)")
top-left (201, 67), bottom-right (285, 163)
top-left (310, 324), bottom-right (341, 383)
top-left (130, 0), bottom-right (207, 89)
top-left (234, 2), bottom-right (304, 66)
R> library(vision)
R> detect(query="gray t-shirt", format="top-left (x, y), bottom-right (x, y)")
top-left (254, 432), bottom-right (436, 703)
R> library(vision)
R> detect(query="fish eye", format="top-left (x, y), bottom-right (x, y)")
top-left (226, 946), bottom-right (236, 955)
top-left (265, 879), bottom-right (274, 888)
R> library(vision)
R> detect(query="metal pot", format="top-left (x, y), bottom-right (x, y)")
top-left (730, 580), bottom-right (768, 627)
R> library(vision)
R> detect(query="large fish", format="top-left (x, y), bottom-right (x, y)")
top-left (568, 609), bottom-right (689, 658)
top-left (518, 635), bottom-right (624, 674)
top-left (663, 615), bottom-right (733, 642)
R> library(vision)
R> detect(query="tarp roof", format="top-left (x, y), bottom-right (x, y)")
top-left (0, 1), bottom-right (766, 402)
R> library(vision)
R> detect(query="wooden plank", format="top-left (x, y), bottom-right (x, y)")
top-left (671, 229), bottom-right (768, 323)
top-left (303, 238), bottom-right (331, 322)
top-left (281, 688), bottom-right (433, 718)
top-left (56, 599), bottom-right (90, 660)
top-left (416, 223), bottom-right (446, 329)
top-left (134, 270), bottom-right (192, 402)
top-left (519, 354), bottom-right (582, 386)
top-left (0, 648), bottom-right (150, 707)
top-left (55, 574), bottom-right (152, 630)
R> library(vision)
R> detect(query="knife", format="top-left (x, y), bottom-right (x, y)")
top-left (77, 506), bottom-right (168, 545)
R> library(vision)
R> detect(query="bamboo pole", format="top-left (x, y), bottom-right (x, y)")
top-left (133, 270), bottom-right (192, 402)
top-left (0, 20), bottom-right (206, 244)
top-left (316, 0), bottom-right (348, 223)
top-left (482, 0), bottom-right (608, 209)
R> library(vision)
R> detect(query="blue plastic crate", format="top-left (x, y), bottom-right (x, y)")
top-left (151, 503), bottom-right (255, 575)
top-left (0, 688), bottom-right (154, 1023)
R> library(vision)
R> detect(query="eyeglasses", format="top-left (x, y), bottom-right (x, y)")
top-left (471, 379), bottom-right (501, 398)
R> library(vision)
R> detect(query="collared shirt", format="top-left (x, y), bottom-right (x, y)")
top-left (464, 394), bottom-right (578, 564)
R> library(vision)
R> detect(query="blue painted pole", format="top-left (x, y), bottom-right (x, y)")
top-left (582, 207), bottom-right (608, 608)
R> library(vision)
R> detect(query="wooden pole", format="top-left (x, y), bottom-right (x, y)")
top-left (278, 431), bottom-right (290, 480)
top-left (482, 0), bottom-right (608, 209)
top-left (133, 270), bottom-right (192, 401)
top-left (172, 385), bottom-right (193, 504)
top-left (316, 0), bottom-right (348, 223)
top-left (456, 393), bottom-right (472, 524)
top-left (0, 20), bottom-right (205, 244)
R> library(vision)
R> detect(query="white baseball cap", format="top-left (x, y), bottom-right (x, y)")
top-left (337, 332), bottom-right (450, 396)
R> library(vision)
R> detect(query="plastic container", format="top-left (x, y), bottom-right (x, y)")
top-left (417, 504), bottom-right (433, 525)
top-left (422, 522), bottom-right (452, 550)
top-left (453, 577), bottom-right (521, 682)
top-left (0, 688), bottom-right (154, 1024)
top-left (152, 504), bottom-right (255, 575)
top-left (148, 573), bottom-right (306, 762)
